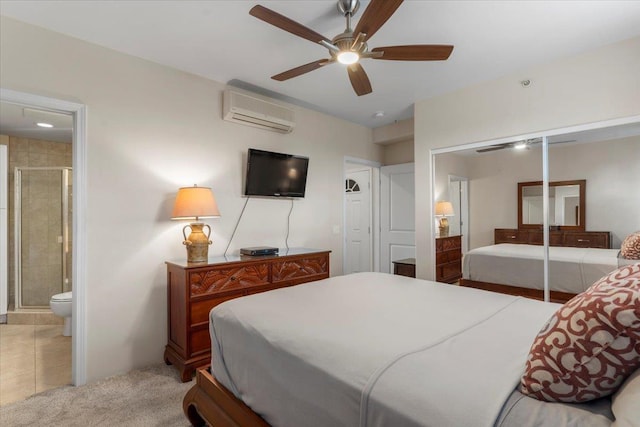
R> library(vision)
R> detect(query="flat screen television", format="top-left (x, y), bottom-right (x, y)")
top-left (244, 148), bottom-right (309, 198)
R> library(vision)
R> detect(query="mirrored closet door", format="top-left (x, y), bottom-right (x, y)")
top-left (432, 117), bottom-right (640, 302)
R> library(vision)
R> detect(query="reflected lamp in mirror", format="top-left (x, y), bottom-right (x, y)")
top-left (171, 185), bottom-right (221, 263)
top-left (435, 201), bottom-right (455, 237)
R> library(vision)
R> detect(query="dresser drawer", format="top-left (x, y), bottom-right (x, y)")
top-left (436, 250), bottom-right (462, 264)
top-left (563, 232), bottom-right (609, 248)
top-left (436, 260), bottom-right (462, 283)
top-left (189, 327), bottom-right (211, 356)
top-left (527, 231), bottom-right (564, 246)
top-left (495, 229), bottom-right (528, 244)
top-left (189, 264), bottom-right (269, 297)
top-left (272, 255), bottom-right (329, 284)
top-left (190, 294), bottom-right (243, 326)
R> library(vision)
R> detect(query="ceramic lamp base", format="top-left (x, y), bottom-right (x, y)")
top-left (183, 222), bottom-right (212, 263)
top-left (438, 217), bottom-right (449, 237)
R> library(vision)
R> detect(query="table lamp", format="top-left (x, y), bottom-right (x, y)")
top-left (435, 201), bottom-right (454, 237)
top-left (171, 185), bottom-right (220, 263)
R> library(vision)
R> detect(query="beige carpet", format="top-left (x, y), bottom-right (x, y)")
top-left (0, 364), bottom-right (194, 426)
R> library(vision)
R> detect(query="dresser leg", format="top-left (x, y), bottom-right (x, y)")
top-left (181, 366), bottom-right (194, 382)
top-left (164, 346), bottom-right (194, 382)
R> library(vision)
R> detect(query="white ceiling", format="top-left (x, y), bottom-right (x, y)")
top-left (2, 1), bottom-right (640, 128)
top-left (0, 102), bottom-right (73, 143)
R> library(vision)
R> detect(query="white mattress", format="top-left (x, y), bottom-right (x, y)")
top-left (210, 272), bottom-right (560, 427)
top-left (462, 244), bottom-right (621, 294)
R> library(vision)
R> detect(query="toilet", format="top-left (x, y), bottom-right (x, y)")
top-left (50, 292), bottom-right (72, 336)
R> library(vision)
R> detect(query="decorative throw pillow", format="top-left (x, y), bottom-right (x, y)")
top-left (621, 231), bottom-right (640, 260)
top-left (520, 264), bottom-right (640, 403)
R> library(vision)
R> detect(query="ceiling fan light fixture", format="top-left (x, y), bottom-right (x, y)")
top-left (337, 51), bottom-right (359, 65)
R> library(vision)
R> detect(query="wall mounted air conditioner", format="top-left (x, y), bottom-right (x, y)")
top-left (223, 90), bottom-right (295, 134)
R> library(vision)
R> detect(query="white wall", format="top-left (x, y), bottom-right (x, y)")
top-left (465, 147), bottom-right (543, 249)
top-left (548, 137), bottom-right (640, 247)
top-left (433, 152), bottom-right (469, 202)
top-left (382, 140), bottom-right (414, 165)
top-left (415, 36), bottom-right (640, 279)
top-left (0, 16), bottom-right (381, 382)
top-left (433, 152), bottom-right (468, 237)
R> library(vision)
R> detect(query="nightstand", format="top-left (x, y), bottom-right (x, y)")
top-left (436, 235), bottom-right (462, 283)
top-left (393, 258), bottom-right (416, 278)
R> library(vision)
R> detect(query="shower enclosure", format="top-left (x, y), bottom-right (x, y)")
top-left (14, 167), bottom-right (72, 309)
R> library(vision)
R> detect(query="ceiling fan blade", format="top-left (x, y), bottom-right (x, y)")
top-left (476, 145), bottom-right (508, 153)
top-left (272, 59), bottom-right (332, 81)
top-left (347, 63), bottom-right (372, 96)
top-left (250, 5), bottom-right (332, 45)
top-left (371, 45), bottom-right (454, 61)
top-left (353, 0), bottom-right (404, 42)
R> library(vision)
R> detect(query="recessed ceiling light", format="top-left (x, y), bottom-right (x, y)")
top-left (514, 142), bottom-right (527, 150)
top-left (36, 122), bottom-right (54, 128)
top-left (373, 111), bottom-right (385, 118)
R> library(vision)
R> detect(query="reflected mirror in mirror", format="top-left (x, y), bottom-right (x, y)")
top-left (518, 180), bottom-right (585, 230)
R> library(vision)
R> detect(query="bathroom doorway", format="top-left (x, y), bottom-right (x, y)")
top-left (0, 102), bottom-right (74, 405)
top-left (14, 167), bottom-right (72, 309)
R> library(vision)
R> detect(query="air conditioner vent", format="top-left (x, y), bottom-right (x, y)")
top-left (223, 90), bottom-right (295, 134)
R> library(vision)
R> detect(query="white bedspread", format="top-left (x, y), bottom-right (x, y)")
top-left (463, 244), bottom-right (621, 294)
top-left (210, 272), bottom-right (559, 427)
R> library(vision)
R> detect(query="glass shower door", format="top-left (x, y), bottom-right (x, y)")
top-left (15, 167), bottom-right (71, 308)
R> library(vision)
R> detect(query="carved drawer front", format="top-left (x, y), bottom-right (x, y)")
top-left (189, 264), bottom-right (269, 296)
top-left (272, 256), bottom-right (328, 283)
top-left (441, 236), bottom-right (461, 251)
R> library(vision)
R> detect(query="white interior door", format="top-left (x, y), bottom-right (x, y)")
top-left (345, 169), bottom-right (372, 274)
top-left (380, 163), bottom-right (415, 273)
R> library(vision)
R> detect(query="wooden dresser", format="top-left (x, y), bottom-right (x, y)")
top-left (436, 235), bottom-right (462, 283)
top-left (494, 228), bottom-right (610, 248)
top-left (164, 248), bottom-right (330, 382)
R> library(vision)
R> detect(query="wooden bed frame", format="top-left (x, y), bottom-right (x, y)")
top-left (459, 278), bottom-right (576, 304)
top-left (183, 366), bottom-right (269, 427)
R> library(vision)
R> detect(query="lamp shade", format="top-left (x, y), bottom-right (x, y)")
top-left (171, 185), bottom-right (220, 220)
top-left (435, 201), bottom-right (454, 217)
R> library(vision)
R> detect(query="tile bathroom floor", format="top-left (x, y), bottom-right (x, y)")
top-left (0, 323), bottom-right (72, 406)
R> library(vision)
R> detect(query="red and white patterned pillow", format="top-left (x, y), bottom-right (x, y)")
top-left (520, 264), bottom-right (640, 402)
top-left (621, 231), bottom-right (640, 260)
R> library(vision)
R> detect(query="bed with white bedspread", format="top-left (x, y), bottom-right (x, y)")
top-left (460, 243), bottom-right (633, 301)
top-left (182, 272), bottom-right (614, 427)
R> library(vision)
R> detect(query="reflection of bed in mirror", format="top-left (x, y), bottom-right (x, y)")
top-left (459, 228), bottom-right (634, 303)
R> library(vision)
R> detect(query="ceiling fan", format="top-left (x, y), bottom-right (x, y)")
top-left (249, 0), bottom-right (454, 96)
top-left (476, 138), bottom-right (576, 153)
